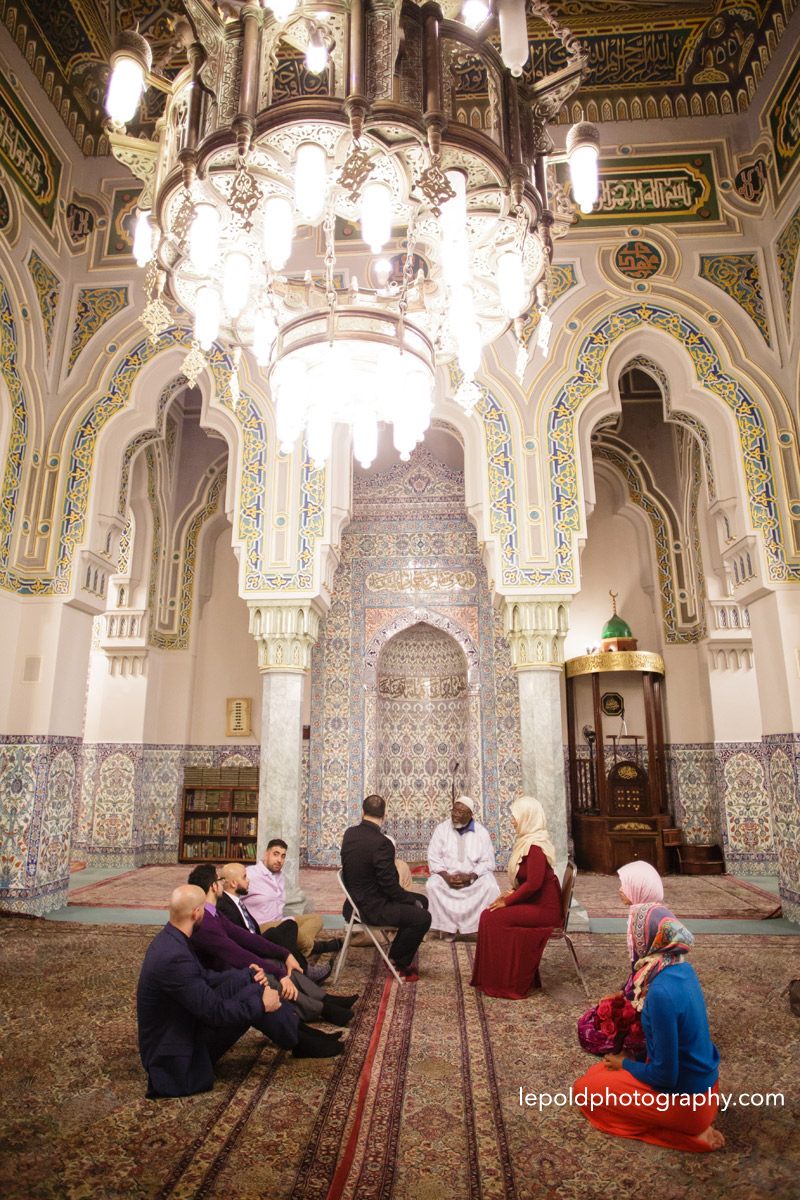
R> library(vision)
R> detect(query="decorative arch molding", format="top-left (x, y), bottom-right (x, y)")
top-left (546, 303), bottom-right (794, 588)
top-left (592, 443), bottom-right (706, 644)
top-left (624, 353), bottom-right (717, 502)
top-left (363, 606), bottom-right (481, 688)
top-left (117, 374), bottom-right (189, 517)
top-left (0, 317), bottom-right (326, 598)
top-left (0, 275), bottom-right (28, 588)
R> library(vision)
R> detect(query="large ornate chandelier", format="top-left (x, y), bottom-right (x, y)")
top-left (107, 0), bottom-right (599, 468)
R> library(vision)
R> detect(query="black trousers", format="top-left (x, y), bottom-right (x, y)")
top-left (345, 894), bottom-right (431, 969)
top-left (260, 918), bottom-right (308, 971)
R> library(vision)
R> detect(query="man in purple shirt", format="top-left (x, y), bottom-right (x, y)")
top-left (187, 864), bottom-right (355, 1032)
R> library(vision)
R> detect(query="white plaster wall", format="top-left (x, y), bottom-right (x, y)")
top-left (0, 592), bottom-right (23, 732)
top-left (703, 646), bottom-right (762, 742)
top-left (6, 599), bottom-right (92, 736)
top-left (189, 530), bottom-right (261, 744)
top-left (84, 652), bottom-right (151, 743)
top-left (567, 474), bottom-right (661, 658)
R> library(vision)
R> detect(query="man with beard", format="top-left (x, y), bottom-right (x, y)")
top-left (425, 796), bottom-right (501, 938)
top-left (136, 884), bottom-right (299, 1098)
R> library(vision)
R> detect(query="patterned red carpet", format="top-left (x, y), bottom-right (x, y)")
top-left (67, 864), bottom-right (780, 920)
top-left (1, 914), bottom-right (798, 1199)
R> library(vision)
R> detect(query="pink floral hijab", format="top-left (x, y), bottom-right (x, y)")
top-left (617, 861), bottom-right (664, 961)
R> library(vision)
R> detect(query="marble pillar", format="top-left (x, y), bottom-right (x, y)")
top-left (249, 600), bottom-right (322, 909)
top-left (503, 597), bottom-right (571, 876)
top-left (258, 669), bottom-right (306, 905)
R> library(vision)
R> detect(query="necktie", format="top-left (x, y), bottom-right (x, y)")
top-left (240, 900), bottom-right (259, 934)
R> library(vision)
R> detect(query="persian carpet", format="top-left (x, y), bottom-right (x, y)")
top-left (68, 864), bottom-right (779, 921)
top-left (573, 871), bottom-right (780, 920)
top-left (2, 914), bottom-right (799, 1199)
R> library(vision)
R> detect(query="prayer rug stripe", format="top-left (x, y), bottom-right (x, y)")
top-left (344, 974), bottom-right (417, 1200)
top-left (452, 941), bottom-right (482, 1200)
top-left (325, 973), bottom-right (395, 1200)
top-left (158, 1045), bottom-right (284, 1200)
top-left (290, 957), bottom-right (390, 1199)
top-left (456, 943), bottom-right (518, 1200)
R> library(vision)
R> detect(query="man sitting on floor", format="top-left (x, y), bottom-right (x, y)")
top-left (340, 794), bottom-right (432, 982)
top-left (425, 796), bottom-right (501, 938)
top-left (218, 861), bottom-right (330, 983)
top-left (136, 883), bottom-right (299, 1097)
top-left (245, 839), bottom-right (342, 958)
top-left (187, 864), bottom-right (355, 1034)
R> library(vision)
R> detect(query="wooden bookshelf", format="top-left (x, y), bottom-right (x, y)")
top-left (179, 765), bottom-right (260, 863)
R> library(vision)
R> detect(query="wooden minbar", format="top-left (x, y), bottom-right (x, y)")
top-left (565, 650), bottom-right (673, 874)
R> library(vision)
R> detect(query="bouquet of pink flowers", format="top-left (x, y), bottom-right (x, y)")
top-left (577, 987), bottom-right (646, 1058)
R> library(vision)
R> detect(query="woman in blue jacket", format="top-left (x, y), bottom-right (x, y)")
top-left (574, 903), bottom-right (724, 1152)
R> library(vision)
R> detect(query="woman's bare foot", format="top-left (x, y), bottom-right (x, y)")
top-left (696, 1125), bottom-right (725, 1151)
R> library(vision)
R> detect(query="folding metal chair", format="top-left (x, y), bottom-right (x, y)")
top-left (333, 870), bottom-right (404, 985)
top-left (542, 858), bottom-right (590, 996)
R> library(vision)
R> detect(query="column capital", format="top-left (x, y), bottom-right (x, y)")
top-left (247, 598), bottom-right (323, 671)
top-left (501, 595), bottom-right (571, 670)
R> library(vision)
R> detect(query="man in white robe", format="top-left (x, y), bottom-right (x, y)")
top-left (425, 796), bottom-right (501, 935)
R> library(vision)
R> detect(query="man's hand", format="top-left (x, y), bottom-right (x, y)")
top-left (261, 986), bottom-right (281, 1013)
top-left (279, 976), bottom-right (298, 1001)
top-left (250, 964), bottom-right (268, 985)
top-left (603, 1052), bottom-right (626, 1071)
top-left (285, 954), bottom-right (301, 975)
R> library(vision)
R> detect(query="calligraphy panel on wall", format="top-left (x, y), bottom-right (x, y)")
top-left (555, 154), bottom-right (720, 226)
top-left (769, 55), bottom-right (800, 189)
top-left (0, 74), bottom-right (61, 227)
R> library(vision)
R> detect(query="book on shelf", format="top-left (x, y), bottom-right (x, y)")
top-left (181, 838), bottom-right (228, 859)
top-left (233, 789), bottom-right (258, 811)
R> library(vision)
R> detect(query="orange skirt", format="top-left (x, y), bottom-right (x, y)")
top-left (575, 1061), bottom-right (719, 1153)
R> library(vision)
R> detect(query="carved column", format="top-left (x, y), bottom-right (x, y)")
top-left (502, 596), bottom-right (571, 873)
top-left (248, 599), bottom-right (322, 908)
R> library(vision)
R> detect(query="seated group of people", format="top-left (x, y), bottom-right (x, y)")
top-left (340, 794), bottom-right (724, 1154)
top-left (138, 801), bottom-right (724, 1154)
top-left (136, 839), bottom-right (346, 1099)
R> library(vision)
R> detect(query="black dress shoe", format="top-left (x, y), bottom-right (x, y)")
top-left (321, 996), bottom-right (354, 1026)
top-left (312, 937), bottom-right (344, 955)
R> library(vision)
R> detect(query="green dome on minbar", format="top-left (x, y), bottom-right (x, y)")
top-left (601, 613), bottom-right (633, 639)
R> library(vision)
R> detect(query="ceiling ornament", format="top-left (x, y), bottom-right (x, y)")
top-left (106, 0), bottom-right (599, 468)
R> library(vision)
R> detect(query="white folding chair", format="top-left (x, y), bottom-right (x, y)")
top-left (333, 870), bottom-right (404, 985)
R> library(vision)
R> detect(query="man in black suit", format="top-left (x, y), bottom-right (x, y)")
top-left (136, 883), bottom-right (298, 1097)
top-left (137, 884), bottom-right (344, 1097)
top-left (340, 794), bottom-right (431, 981)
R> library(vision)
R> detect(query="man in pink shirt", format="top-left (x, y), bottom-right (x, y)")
top-left (246, 839), bottom-right (341, 959)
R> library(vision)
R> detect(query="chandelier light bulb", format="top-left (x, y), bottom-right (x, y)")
top-left (497, 251), bottom-right (527, 318)
top-left (263, 194), bottom-right (294, 270)
top-left (105, 54), bottom-right (147, 125)
top-left (307, 403), bottom-right (333, 468)
top-left (189, 204), bottom-right (221, 275)
top-left (360, 180), bottom-right (393, 254)
top-left (441, 169), bottom-right (467, 242)
top-left (269, 0), bottom-right (298, 20)
top-left (194, 286), bottom-right (221, 350)
top-left (305, 28), bottom-right (329, 75)
top-left (566, 122), bottom-right (601, 214)
top-left (353, 412), bottom-right (378, 469)
top-left (375, 257), bottom-right (392, 287)
top-left (222, 250), bottom-right (251, 317)
top-left (253, 308), bottom-right (278, 365)
top-left (295, 142), bottom-right (327, 222)
top-left (497, 0), bottom-right (530, 78)
top-left (462, 0), bottom-right (490, 29)
top-left (133, 209), bottom-right (156, 267)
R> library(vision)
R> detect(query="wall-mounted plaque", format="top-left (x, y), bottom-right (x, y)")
top-left (226, 698), bottom-right (252, 737)
top-left (601, 692), bottom-right (624, 717)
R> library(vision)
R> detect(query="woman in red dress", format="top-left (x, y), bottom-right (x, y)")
top-left (470, 796), bottom-right (562, 999)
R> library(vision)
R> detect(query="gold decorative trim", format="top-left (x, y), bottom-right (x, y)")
top-left (612, 821), bottom-right (652, 831)
top-left (565, 651), bottom-right (665, 678)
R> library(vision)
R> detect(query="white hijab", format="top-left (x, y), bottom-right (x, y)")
top-left (506, 796), bottom-right (556, 888)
